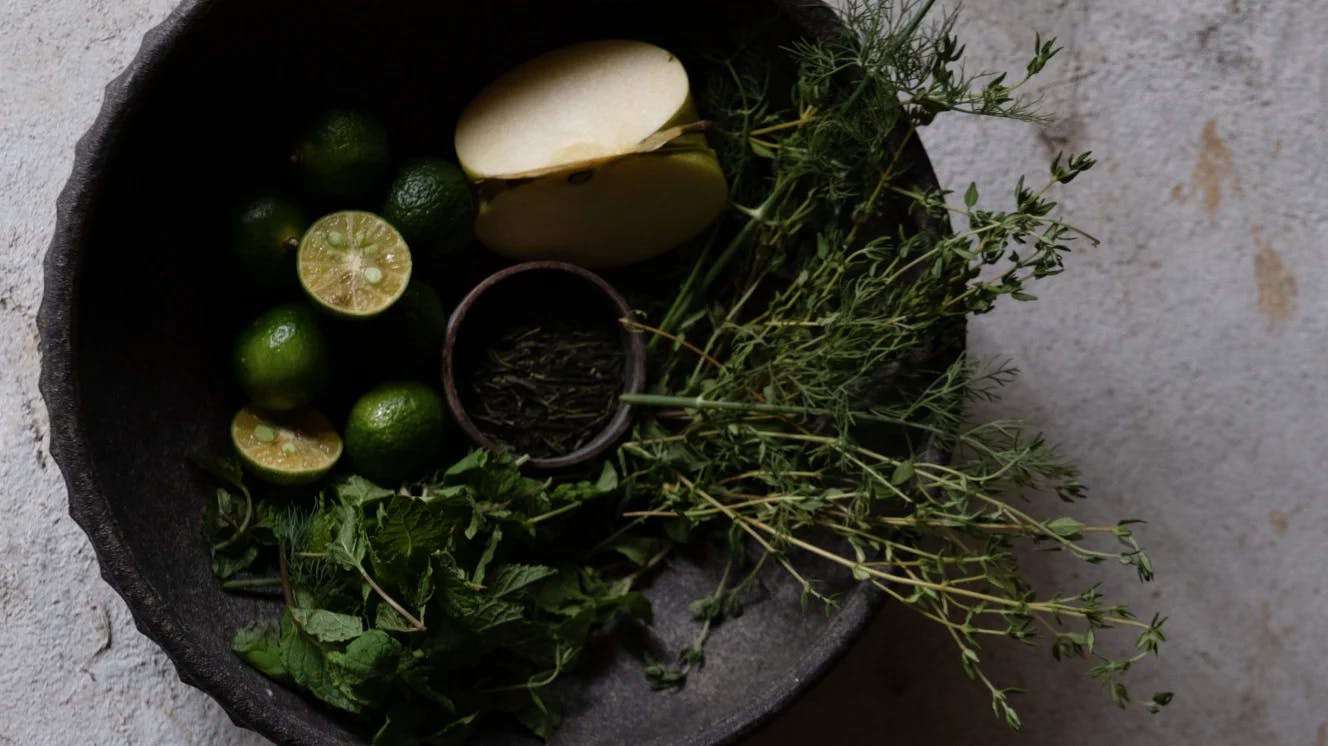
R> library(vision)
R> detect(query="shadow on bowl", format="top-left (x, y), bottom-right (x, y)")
top-left (39, 1), bottom-right (946, 744)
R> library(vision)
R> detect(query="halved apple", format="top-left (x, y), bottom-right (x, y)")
top-left (455, 40), bottom-right (729, 268)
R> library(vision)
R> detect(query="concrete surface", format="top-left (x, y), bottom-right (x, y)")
top-left (1, 0), bottom-right (1323, 743)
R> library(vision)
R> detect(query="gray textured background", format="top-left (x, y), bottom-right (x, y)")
top-left (2, 0), bottom-right (1323, 743)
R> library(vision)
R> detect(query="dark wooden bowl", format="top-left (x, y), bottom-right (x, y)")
top-left (38, 1), bottom-right (946, 743)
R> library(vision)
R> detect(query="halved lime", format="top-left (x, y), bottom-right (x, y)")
top-left (232, 405), bottom-right (343, 486)
top-left (298, 211), bottom-right (412, 318)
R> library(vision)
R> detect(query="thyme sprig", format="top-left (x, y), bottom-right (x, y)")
top-left (620, 0), bottom-right (1169, 727)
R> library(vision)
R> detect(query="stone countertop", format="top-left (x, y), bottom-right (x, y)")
top-left (2, 0), bottom-right (1322, 743)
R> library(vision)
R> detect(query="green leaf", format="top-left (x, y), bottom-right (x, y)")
top-left (549, 462), bottom-right (620, 503)
top-left (608, 536), bottom-right (669, 568)
top-left (337, 475), bottom-right (394, 509)
top-left (1147, 691), bottom-right (1174, 713)
top-left (749, 139), bottom-right (775, 159)
top-left (190, 454), bottom-right (246, 492)
top-left (426, 713), bottom-right (479, 746)
top-left (414, 559), bottom-right (436, 609)
top-left (442, 449), bottom-right (491, 478)
top-left (1045, 517), bottom-right (1086, 540)
top-left (663, 516), bottom-right (693, 544)
top-left (279, 609), bottom-right (362, 713)
top-left (488, 564), bottom-right (558, 599)
top-left (371, 497), bottom-right (450, 584)
top-left (964, 181), bottom-right (979, 208)
top-left (233, 620), bottom-right (286, 679)
top-left (595, 461), bottom-right (619, 492)
top-left (374, 603), bottom-right (417, 633)
top-left (290, 608), bottom-right (364, 644)
top-left (514, 690), bottom-right (562, 740)
top-left (400, 667), bottom-right (457, 713)
top-left (373, 705), bottom-right (420, 746)
top-left (212, 544), bottom-right (259, 580)
top-left (432, 552), bottom-right (526, 632)
top-left (533, 567), bottom-right (584, 613)
top-left (444, 588), bottom-right (526, 633)
top-left (327, 503), bottom-right (367, 570)
top-left (688, 597), bottom-right (720, 621)
top-left (327, 629), bottom-right (407, 707)
top-left (890, 461), bottom-right (915, 485)
top-left (473, 527), bottom-right (503, 586)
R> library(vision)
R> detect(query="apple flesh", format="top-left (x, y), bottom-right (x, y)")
top-left (454, 40), bottom-right (729, 268)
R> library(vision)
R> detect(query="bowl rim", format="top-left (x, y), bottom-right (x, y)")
top-left (37, 1), bottom-right (951, 744)
top-left (441, 260), bottom-right (647, 470)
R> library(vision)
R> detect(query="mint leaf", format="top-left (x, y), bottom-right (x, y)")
top-left (212, 544), bottom-right (259, 580)
top-left (607, 536), bottom-right (669, 568)
top-left (327, 503), bottom-right (367, 570)
top-left (443, 448), bottom-right (491, 478)
top-left (374, 603), bottom-right (416, 632)
top-left (400, 667), bottom-right (457, 712)
top-left (374, 559), bottom-right (435, 632)
top-left (427, 713), bottom-right (479, 746)
top-left (487, 564), bottom-right (558, 599)
top-left (327, 629), bottom-right (406, 708)
top-left (550, 462), bottom-right (619, 502)
top-left (445, 589), bottom-right (525, 633)
top-left (190, 454), bottom-right (246, 492)
top-left (472, 527), bottom-right (503, 586)
top-left (233, 620), bottom-right (285, 679)
top-left (290, 608), bottom-right (364, 644)
top-left (279, 609), bottom-right (362, 713)
top-left (372, 706), bottom-right (419, 746)
top-left (596, 461), bottom-right (619, 492)
top-left (414, 559), bottom-right (436, 609)
top-left (337, 475), bottom-right (394, 509)
top-left (371, 497), bottom-right (450, 584)
top-left (514, 690), bottom-right (561, 740)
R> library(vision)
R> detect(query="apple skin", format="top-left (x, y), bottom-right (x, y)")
top-left (474, 147), bottom-right (728, 268)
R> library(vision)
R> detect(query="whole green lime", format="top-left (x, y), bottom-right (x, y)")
top-left (230, 194), bottom-right (307, 293)
top-left (344, 382), bottom-right (450, 485)
top-left (234, 304), bottom-right (330, 412)
top-left (292, 109), bottom-right (391, 203)
top-left (381, 158), bottom-right (475, 250)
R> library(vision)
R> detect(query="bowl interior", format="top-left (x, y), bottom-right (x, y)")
top-left (47, 1), bottom-right (934, 744)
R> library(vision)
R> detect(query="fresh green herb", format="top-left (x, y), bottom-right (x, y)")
top-left (205, 450), bottom-right (639, 742)
top-left (195, 454), bottom-right (262, 580)
top-left (613, 0), bottom-right (1168, 726)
